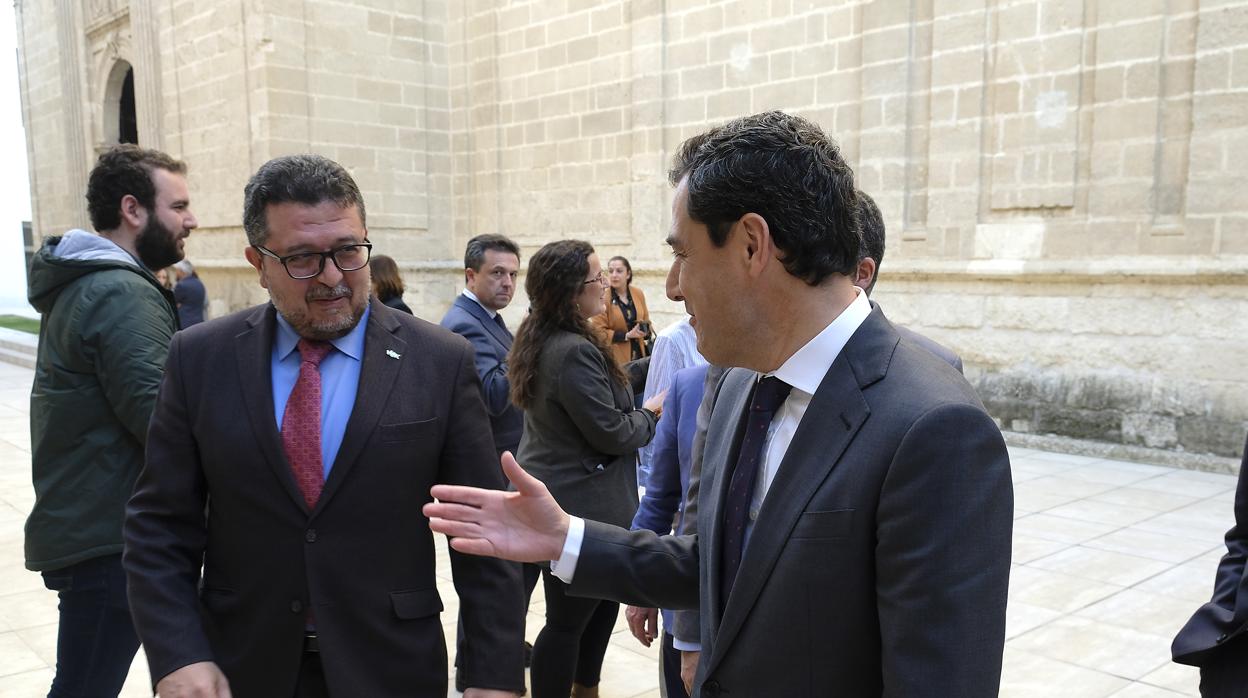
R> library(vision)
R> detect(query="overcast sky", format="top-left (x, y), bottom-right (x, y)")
top-left (0, 3), bottom-right (32, 309)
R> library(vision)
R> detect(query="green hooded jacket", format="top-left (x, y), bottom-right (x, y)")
top-left (25, 230), bottom-right (178, 571)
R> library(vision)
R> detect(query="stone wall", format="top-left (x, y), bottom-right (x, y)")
top-left (16, 0), bottom-right (1248, 460)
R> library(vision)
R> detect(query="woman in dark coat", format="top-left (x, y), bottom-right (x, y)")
top-left (508, 240), bottom-right (664, 698)
top-left (369, 254), bottom-right (411, 314)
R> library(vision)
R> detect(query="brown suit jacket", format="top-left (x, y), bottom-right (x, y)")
top-left (123, 301), bottom-right (526, 697)
top-left (591, 284), bottom-right (651, 366)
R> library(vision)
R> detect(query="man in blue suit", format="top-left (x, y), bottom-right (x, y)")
top-left (440, 234), bottom-right (529, 691)
top-left (626, 364), bottom-right (708, 697)
top-left (440, 234), bottom-right (523, 456)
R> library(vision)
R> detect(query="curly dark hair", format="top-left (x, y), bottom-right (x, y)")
top-left (86, 145), bottom-right (187, 232)
top-left (243, 154), bottom-right (366, 246)
top-left (856, 190), bottom-right (885, 295)
top-left (669, 111), bottom-right (860, 286)
top-left (508, 240), bottom-right (625, 409)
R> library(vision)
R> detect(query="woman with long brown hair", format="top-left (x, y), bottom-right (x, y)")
top-left (509, 240), bottom-right (664, 698)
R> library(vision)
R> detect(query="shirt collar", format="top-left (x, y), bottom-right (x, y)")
top-left (274, 303), bottom-right (370, 362)
top-left (461, 288), bottom-right (497, 318)
top-left (767, 287), bottom-right (871, 395)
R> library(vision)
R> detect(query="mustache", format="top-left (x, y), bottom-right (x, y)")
top-left (305, 285), bottom-right (352, 301)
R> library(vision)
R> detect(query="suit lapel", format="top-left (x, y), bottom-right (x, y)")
top-left (458, 294), bottom-right (512, 349)
top-left (699, 369), bottom-right (754, 641)
top-left (234, 304), bottom-right (309, 513)
top-left (316, 303), bottom-right (407, 514)
top-left (706, 357), bottom-right (870, 676)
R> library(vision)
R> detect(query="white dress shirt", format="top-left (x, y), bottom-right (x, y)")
top-left (552, 287), bottom-right (872, 582)
top-left (461, 288), bottom-right (497, 318)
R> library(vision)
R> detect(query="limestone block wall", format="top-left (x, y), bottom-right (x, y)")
top-left (16, 0), bottom-right (1248, 460)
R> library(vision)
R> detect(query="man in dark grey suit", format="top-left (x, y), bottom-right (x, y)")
top-left (668, 188), bottom-right (968, 691)
top-left (440, 234), bottom-right (524, 456)
top-left (425, 111), bottom-right (1012, 697)
top-left (1172, 433), bottom-right (1248, 696)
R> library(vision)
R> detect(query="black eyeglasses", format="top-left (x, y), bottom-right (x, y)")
top-left (253, 242), bottom-right (373, 280)
top-left (582, 272), bottom-right (607, 286)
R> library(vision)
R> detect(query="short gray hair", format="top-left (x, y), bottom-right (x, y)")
top-left (242, 154), bottom-right (366, 246)
top-left (173, 259), bottom-right (195, 275)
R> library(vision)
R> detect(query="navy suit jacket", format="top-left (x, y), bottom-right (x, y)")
top-left (440, 294), bottom-right (523, 454)
top-left (632, 364), bottom-right (707, 536)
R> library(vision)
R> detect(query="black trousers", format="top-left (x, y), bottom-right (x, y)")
top-left (530, 570), bottom-right (619, 698)
top-left (1200, 634), bottom-right (1248, 697)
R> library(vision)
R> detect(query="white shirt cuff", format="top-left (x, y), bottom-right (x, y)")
top-left (672, 637), bottom-right (702, 652)
top-left (549, 516), bottom-right (585, 583)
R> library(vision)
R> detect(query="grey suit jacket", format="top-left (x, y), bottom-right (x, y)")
top-left (516, 330), bottom-right (657, 528)
top-left (672, 316), bottom-right (962, 645)
top-left (440, 294), bottom-right (523, 454)
top-left (569, 306), bottom-right (1013, 697)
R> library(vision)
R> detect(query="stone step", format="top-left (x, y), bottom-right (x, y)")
top-left (0, 345), bottom-right (35, 369)
top-left (0, 328), bottom-right (37, 369)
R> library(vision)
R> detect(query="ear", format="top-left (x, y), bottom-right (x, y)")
top-left (737, 212), bottom-right (773, 279)
top-left (853, 257), bottom-right (876, 293)
top-left (244, 246), bottom-right (269, 290)
top-left (464, 267), bottom-right (477, 287)
top-left (119, 194), bottom-right (146, 230)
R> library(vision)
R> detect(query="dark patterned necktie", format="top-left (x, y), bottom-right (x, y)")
top-left (281, 339), bottom-right (332, 509)
top-left (493, 312), bottom-right (513, 342)
top-left (719, 376), bottom-right (792, 611)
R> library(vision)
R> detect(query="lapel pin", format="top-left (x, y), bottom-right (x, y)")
top-left (386, 349), bottom-right (401, 360)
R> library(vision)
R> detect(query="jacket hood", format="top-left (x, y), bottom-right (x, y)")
top-left (28, 230), bottom-right (153, 313)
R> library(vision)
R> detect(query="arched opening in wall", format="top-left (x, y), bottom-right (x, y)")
top-left (119, 68), bottom-right (137, 144)
top-left (102, 59), bottom-right (137, 146)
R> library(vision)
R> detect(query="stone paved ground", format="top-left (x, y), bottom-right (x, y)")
top-left (0, 359), bottom-right (1230, 697)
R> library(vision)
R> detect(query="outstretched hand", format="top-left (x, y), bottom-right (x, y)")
top-left (425, 451), bottom-right (571, 563)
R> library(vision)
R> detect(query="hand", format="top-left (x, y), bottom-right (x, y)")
top-left (626, 325), bottom-right (645, 339)
top-left (680, 650), bottom-right (700, 695)
top-left (643, 389), bottom-right (667, 414)
top-left (425, 451), bottom-right (571, 562)
top-left (156, 661), bottom-right (232, 698)
top-left (463, 690), bottom-right (521, 698)
top-left (625, 605), bottom-right (659, 647)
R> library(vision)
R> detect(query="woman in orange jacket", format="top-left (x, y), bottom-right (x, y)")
top-left (591, 255), bottom-right (652, 366)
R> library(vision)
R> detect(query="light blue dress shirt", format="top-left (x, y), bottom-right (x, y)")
top-left (271, 305), bottom-right (369, 478)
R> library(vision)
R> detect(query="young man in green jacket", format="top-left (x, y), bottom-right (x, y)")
top-left (25, 144), bottom-right (197, 698)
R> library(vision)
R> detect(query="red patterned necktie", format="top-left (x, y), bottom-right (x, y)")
top-left (282, 338), bottom-right (333, 509)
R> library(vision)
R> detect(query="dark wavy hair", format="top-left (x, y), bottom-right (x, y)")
top-left (669, 111), bottom-right (860, 286)
top-left (242, 154), bottom-right (366, 246)
top-left (86, 145), bottom-right (187, 232)
top-left (856, 190), bottom-right (885, 295)
top-left (508, 240), bottom-right (625, 409)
